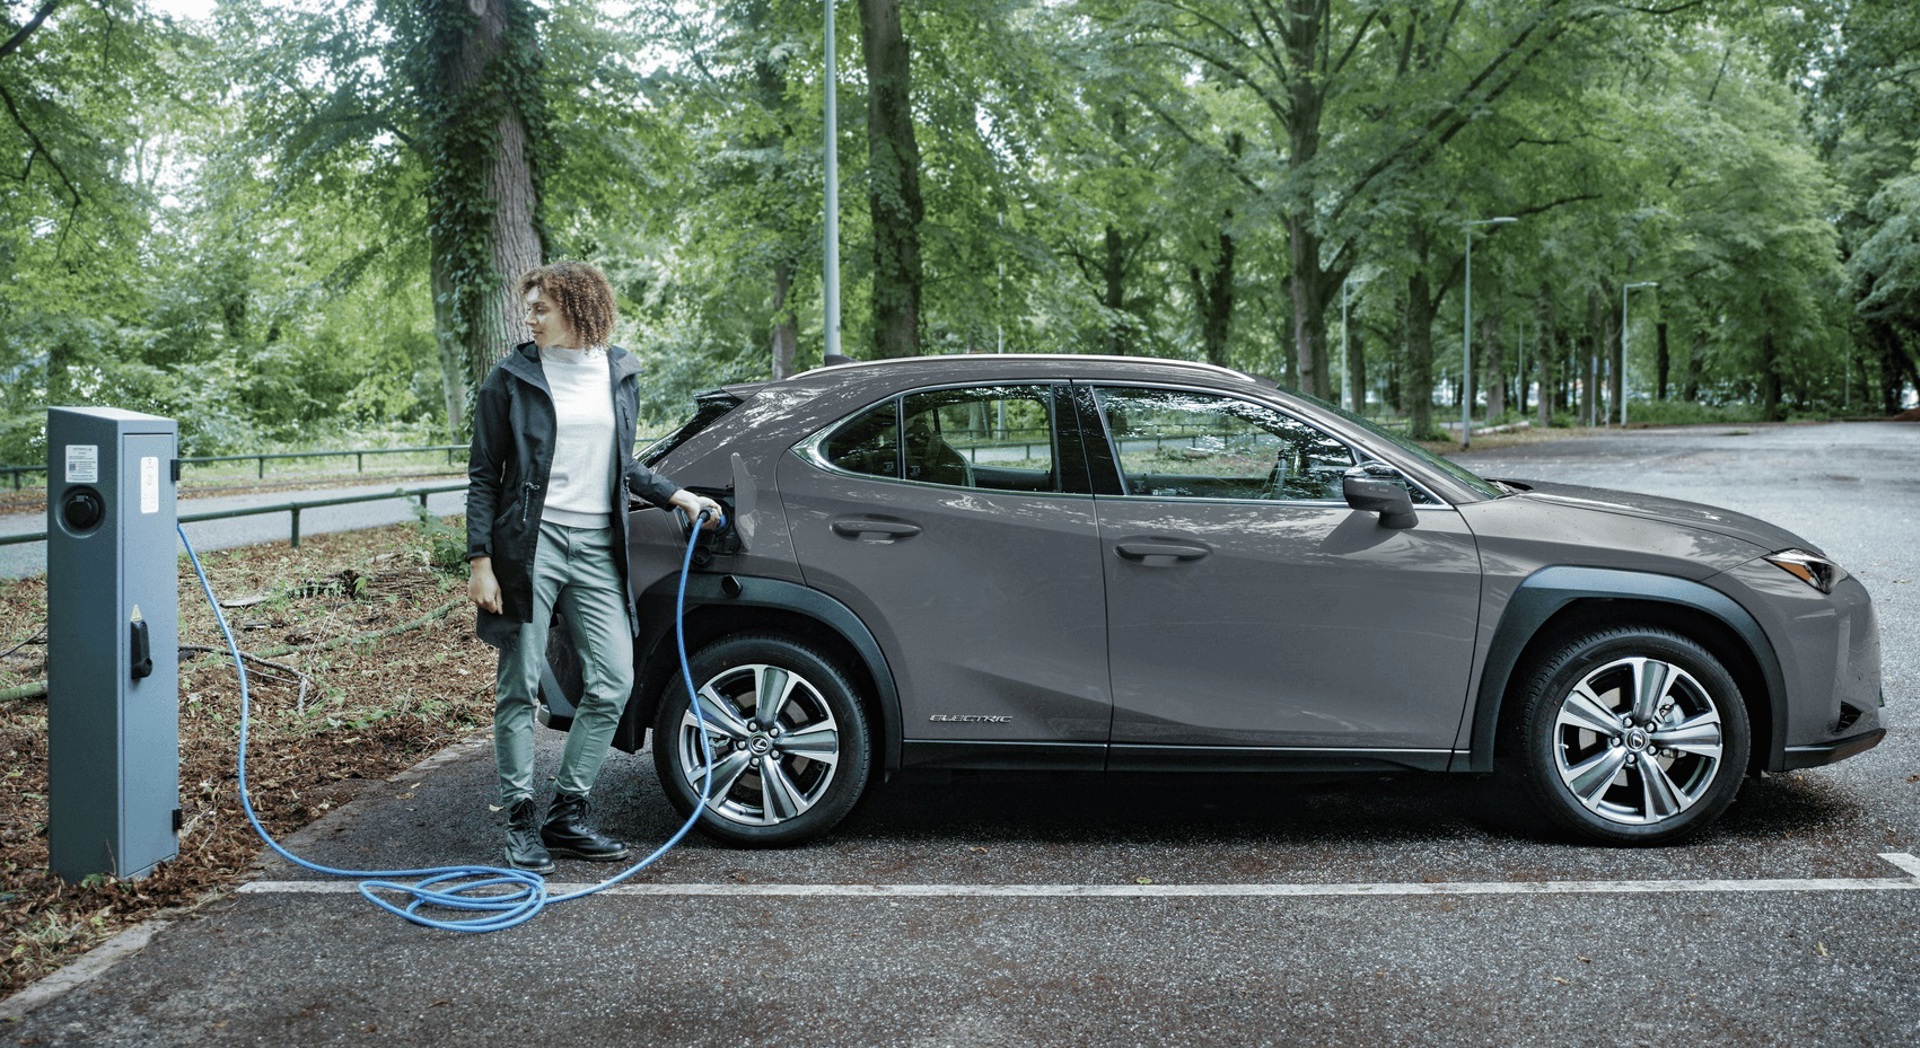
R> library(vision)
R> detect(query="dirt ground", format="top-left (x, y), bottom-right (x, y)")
top-left (0, 521), bottom-right (496, 998)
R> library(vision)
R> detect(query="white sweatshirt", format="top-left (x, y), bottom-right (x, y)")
top-left (538, 345), bottom-right (617, 529)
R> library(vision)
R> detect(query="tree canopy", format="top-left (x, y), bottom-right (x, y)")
top-left (0, 0), bottom-right (1913, 460)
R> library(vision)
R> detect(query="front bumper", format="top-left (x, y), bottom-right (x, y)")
top-left (1782, 726), bottom-right (1887, 770)
top-left (1712, 560), bottom-right (1884, 772)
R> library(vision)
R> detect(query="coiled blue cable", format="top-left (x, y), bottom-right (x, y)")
top-left (176, 511), bottom-right (720, 932)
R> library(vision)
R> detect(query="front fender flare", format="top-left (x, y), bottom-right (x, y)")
top-left (1460, 566), bottom-right (1786, 773)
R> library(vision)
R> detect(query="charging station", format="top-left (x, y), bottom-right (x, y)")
top-left (46, 407), bottom-right (180, 883)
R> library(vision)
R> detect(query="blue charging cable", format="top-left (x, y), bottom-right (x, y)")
top-left (177, 510), bottom-right (720, 932)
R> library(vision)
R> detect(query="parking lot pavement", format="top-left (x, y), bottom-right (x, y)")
top-left (3, 422), bottom-right (1916, 1046)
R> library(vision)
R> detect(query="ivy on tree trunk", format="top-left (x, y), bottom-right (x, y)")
top-left (407, 0), bottom-right (550, 436)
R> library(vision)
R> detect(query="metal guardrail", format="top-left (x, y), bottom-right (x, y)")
top-left (0, 482), bottom-right (467, 549)
top-left (0, 445), bottom-right (469, 489)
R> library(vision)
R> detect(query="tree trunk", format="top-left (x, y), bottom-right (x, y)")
top-left (1190, 217), bottom-right (1235, 367)
top-left (1684, 330), bottom-right (1705, 402)
top-left (1585, 288), bottom-right (1605, 426)
top-left (1535, 289), bottom-right (1556, 427)
top-left (1194, 133), bottom-right (1243, 369)
top-left (1347, 329), bottom-right (1367, 415)
top-left (1606, 286), bottom-right (1623, 424)
top-left (1760, 332), bottom-right (1783, 422)
top-left (859, 0), bottom-right (923, 358)
top-left (771, 261), bottom-right (798, 379)
top-left (749, 3), bottom-right (804, 379)
top-left (48, 337), bottom-right (71, 406)
top-left (1279, 0), bottom-right (1336, 399)
top-left (1655, 321), bottom-right (1670, 401)
top-left (421, 0), bottom-right (547, 433)
top-left (1865, 319), bottom-right (1904, 415)
top-left (1286, 218), bottom-right (1335, 398)
top-left (1514, 321), bottom-right (1527, 419)
top-left (1404, 268), bottom-right (1439, 439)
top-left (1103, 223), bottom-right (1130, 355)
top-left (429, 248), bottom-right (464, 435)
top-left (1482, 312), bottom-right (1505, 420)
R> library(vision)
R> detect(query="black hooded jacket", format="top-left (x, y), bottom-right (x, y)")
top-left (466, 341), bottom-right (681, 647)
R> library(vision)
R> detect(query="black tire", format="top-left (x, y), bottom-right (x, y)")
top-left (1511, 626), bottom-right (1750, 845)
top-left (652, 633), bottom-right (871, 847)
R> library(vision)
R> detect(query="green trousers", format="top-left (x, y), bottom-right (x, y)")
top-left (494, 521), bottom-right (635, 806)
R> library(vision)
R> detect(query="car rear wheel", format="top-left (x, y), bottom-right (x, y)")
top-left (1513, 626), bottom-right (1750, 845)
top-left (652, 634), bottom-right (871, 846)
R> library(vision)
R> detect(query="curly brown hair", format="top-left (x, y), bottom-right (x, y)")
top-left (519, 261), bottom-right (618, 348)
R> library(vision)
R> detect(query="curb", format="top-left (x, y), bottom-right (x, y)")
top-left (0, 919), bottom-right (170, 1022)
top-left (0, 730), bottom-right (494, 1020)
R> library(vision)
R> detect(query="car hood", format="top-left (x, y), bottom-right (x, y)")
top-left (1495, 479), bottom-right (1813, 556)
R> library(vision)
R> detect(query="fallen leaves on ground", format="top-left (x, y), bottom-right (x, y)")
top-left (0, 522), bottom-right (495, 998)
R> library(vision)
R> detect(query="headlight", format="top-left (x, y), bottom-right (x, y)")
top-left (1765, 549), bottom-right (1848, 594)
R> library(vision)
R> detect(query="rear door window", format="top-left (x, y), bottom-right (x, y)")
top-left (816, 385), bottom-right (1071, 494)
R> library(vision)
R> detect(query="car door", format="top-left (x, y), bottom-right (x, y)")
top-left (1087, 384), bottom-right (1482, 768)
top-left (778, 382), bottom-right (1110, 766)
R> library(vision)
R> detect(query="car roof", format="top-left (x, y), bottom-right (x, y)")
top-left (722, 353), bottom-right (1279, 400)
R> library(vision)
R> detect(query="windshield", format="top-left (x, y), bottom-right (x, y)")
top-left (1307, 393), bottom-right (1504, 500)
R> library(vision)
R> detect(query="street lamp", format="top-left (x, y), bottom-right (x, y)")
top-left (1341, 275), bottom-right (1352, 412)
top-left (1462, 216), bottom-right (1518, 448)
top-left (822, 0), bottom-right (842, 360)
top-left (1620, 281), bottom-right (1658, 426)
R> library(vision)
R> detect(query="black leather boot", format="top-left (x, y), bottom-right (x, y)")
top-left (541, 792), bottom-right (629, 862)
top-left (503, 798), bottom-right (555, 874)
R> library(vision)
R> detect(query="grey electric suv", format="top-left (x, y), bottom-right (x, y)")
top-left (535, 354), bottom-right (1886, 847)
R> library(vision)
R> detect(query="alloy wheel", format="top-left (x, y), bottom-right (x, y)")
top-left (675, 662), bottom-right (844, 828)
top-left (1550, 655), bottom-right (1725, 827)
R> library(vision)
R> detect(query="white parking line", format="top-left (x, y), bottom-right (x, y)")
top-left (241, 852), bottom-right (1920, 899)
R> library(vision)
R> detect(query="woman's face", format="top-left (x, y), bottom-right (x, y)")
top-left (524, 287), bottom-right (579, 349)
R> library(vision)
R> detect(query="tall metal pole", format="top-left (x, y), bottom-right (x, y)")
top-left (1462, 217), bottom-right (1518, 448)
top-left (1462, 231), bottom-right (1473, 447)
top-left (822, 0), bottom-right (842, 359)
top-left (1621, 281), bottom-right (1658, 427)
top-left (1340, 277), bottom-right (1350, 412)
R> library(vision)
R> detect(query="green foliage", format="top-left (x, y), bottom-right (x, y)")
top-left (1622, 400), bottom-right (1765, 427)
top-left (409, 502), bottom-right (468, 575)
top-left (0, 0), bottom-right (1908, 461)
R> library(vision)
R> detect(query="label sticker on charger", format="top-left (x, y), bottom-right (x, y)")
top-left (140, 456), bottom-right (159, 514)
top-left (65, 445), bottom-right (98, 483)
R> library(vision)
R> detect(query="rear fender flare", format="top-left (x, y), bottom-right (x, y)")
top-left (626, 574), bottom-right (902, 773)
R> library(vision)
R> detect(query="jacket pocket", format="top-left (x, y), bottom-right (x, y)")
top-left (519, 479), bottom-right (542, 526)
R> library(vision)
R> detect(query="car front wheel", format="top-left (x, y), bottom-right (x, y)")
top-left (1513, 626), bottom-right (1750, 845)
top-left (652, 634), bottom-right (871, 846)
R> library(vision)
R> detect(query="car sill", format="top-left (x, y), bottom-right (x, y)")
top-left (1107, 745), bottom-right (1453, 774)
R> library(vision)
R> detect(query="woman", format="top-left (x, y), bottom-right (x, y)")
top-left (466, 260), bottom-right (721, 874)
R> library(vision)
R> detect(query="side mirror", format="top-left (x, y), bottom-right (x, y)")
top-left (1343, 462), bottom-right (1417, 529)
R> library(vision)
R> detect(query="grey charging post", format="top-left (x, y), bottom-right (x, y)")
top-left (46, 407), bottom-right (181, 883)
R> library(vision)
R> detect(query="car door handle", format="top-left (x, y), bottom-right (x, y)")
top-left (1115, 541), bottom-right (1210, 563)
top-left (831, 518), bottom-right (922, 540)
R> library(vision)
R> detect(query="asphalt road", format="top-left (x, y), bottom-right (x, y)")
top-left (0, 481), bottom-right (469, 580)
top-left (2, 422), bottom-right (1916, 1047)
